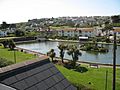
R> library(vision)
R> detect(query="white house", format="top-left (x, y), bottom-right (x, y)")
top-left (6, 28), bottom-right (16, 33)
top-left (0, 30), bottom-right (7, 37)
top-left (94, 26), bottom-right (103, 36)
top-left (113, 27), bottom-right (120, 37)
top-left (57, 28), bottom-right (95, 37)
top-left (80, 28), bottom-right (95, 37)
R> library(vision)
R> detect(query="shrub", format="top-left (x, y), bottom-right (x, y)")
top-left (0, 57), bottom-right (14, 68)
top-left (0, 43), bottom-right (3, 46)
top-left (86, 45), bottom-right (92, 51)
top-left (98, 48), bottom-right (108, 52)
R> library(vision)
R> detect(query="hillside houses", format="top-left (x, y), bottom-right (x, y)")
top-left (0, 23), bottom-right (16, 37)
top-left (36, 28), bottom-right (57, 36)
top-left (114, 27), bottom-right (120, 37)
top-left (57, 28), bottom-right (95, 37)
top-left (0, 28), bottom-right (16, 37)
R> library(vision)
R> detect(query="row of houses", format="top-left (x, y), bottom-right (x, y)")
top-left (36, 27), bottom-right (120, 38)
top-left (1, 26), bottom-right (120, 38)
top-left (57, 28), bottom-right (95, 37)
top-left (57, 27), bottom-right (120, 38)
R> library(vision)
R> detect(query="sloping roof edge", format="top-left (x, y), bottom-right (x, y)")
top-left (0, 56), bottom-right (49, 77)
top-left (0, 83), bottom-right (16, 90)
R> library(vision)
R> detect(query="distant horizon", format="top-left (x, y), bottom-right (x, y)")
top-left (1, 15), bottom-right (119, 24)
top-left (0, 0), bottom-right (120, 24)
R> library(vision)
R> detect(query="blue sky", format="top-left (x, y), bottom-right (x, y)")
top-left (0, 0), bottom-right (120, 23)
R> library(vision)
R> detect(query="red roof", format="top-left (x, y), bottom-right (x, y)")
top-left (113, 27), bottom-right (120, 32)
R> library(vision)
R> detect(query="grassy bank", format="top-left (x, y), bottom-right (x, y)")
top-left (0, 46), bottom-right (37, 63)
top-left (0, 37), bottom-right (19, 40)
top-left (56, 65), bottom-right (120, 90)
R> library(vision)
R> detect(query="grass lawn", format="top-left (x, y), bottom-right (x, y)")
top-left (56, 65), bottom-right (120, 90)
top-left (0, 46), bottom-right (37, 63)
top-left (0, 37), bottom-right (19, 40)
top-left (50, 26), bottom-right (72, 30)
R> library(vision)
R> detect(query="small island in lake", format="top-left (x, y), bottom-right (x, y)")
top-left (80, 43), bottom-right (109, 52)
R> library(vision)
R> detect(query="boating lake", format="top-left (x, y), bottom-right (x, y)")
top-left (17, 41), bottom-right (120, 65)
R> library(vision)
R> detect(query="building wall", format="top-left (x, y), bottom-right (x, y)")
top-left (57, 29), bottom-right (95, 37)
top-left (116, 32), bottom-right (120, 37)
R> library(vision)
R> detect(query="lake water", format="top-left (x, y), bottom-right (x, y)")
top-left (17, 41), bottom-right (120, 65)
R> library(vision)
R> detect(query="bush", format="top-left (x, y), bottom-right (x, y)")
top-left (105, 38), bottom-right (111, 43)
top-left (86, 45), bottom-right (93, 50)
top-left (80, 45), bottom-right (92, 51)
top-left (0, 43), bottom-right (3, 46)
top-left (0, 57), bottom-right (14, 68)
top-left (98, 48), bottom-right (108, 52)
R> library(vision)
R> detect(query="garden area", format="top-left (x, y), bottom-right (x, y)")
top-left (56, 64), bottom-right (120, 90)
top-left (0, 45), bottom-right (37, 67)
top-left (47, 44), bottom-right (120, 90)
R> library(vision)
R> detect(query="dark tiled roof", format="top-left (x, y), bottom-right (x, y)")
top-left (0, 56), bottom-right (76, 90)
top-left (0, 83), bottom-right (16, 90)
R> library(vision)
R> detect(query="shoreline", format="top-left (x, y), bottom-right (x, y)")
top-left (1, 36), bottom-right (120, 46)
top-left (15, 40), bottom-right (37, 44)
top-left (15, 46), bottom-right (120, 67)
top-left (55, 57), bottom-right (120, 67)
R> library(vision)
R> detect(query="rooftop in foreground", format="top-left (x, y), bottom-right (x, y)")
top-left (0, 56), bottom-right (76, 90)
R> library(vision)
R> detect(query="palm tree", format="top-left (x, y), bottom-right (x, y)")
top-left (67, 45), bottom-right (82, 68)
top-left (8, 40), bottom-right (16, 50)
top-left (58, 44), bottom-right (67, 63)
top-left (47, 49), bottom-right (56, 62)
top-left (2, 40), bottom-right (9, 48)
top-left (103, 22), bottom-right (113, 37)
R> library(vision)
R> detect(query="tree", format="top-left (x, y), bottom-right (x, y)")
top-left (15, 30), bottom-right (25, 36)
top-left (8, 40), bottom-right (16, 50)
top-left (92, 38), bottom-right (98, 50)
top-left (67, 45), bottom-right (82, 68)
top-left (2, 40), bottom-right (9, 48)
top-left (103, 22), bottom-right (113, 36)
top-left (58, 44), bottom-right (67, 63)
top-left (47, 49), bottom-right (56, 62)
top-left (1, 21), bottom-right (9, 29)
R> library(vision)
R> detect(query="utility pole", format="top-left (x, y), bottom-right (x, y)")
top-left (14, 49), bottom-right (16, 63)
top-left (105, 70), bottom-right (108, 90)
top-left (113, 32), bottom-right (117, 90)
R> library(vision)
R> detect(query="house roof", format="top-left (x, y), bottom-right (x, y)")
top-left (113, 27), bottom-right (120, 32)
top-left (78, 28), bottom-right (94, 32)
top-left (0, 56), bottom-right (76, 90)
